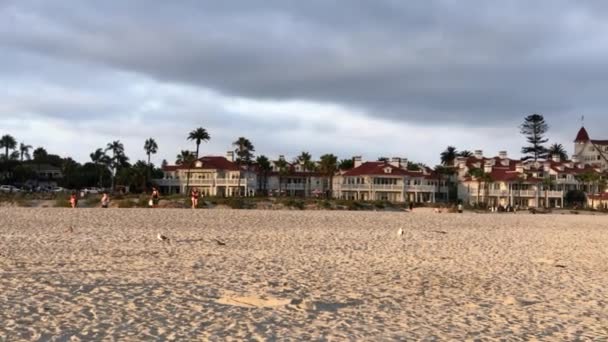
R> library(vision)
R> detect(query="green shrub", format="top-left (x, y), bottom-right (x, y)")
top-left (117, 199), bottom-right (137, 208)
top-left (282, 199), bottom-right (305, 210)
top-left (54, 195), bottom-right (71, 208)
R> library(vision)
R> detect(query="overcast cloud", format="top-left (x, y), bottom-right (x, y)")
top-left (1, 1), bottom-right (607, 165)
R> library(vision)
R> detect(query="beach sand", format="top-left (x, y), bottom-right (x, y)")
top-left (0, 208), bottom-right (607, 340)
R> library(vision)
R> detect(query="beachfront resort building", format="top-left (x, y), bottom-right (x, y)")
top-left (155, 152), bottom-right (257, 196)
top-left (455, 150), bottom-right (601, 208)
top-left (332, 157), bottom-right (447, 203)
top-left (572, 126), bottom-right (608, 171)
top-left (264, 156), bottom-right (329, 197)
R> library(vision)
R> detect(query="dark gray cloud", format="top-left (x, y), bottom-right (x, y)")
top-left (1, 1), bottom-right (608, 164)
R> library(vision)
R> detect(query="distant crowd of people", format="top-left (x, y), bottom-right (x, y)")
top-left (68, 186), bottom-right (207, 209)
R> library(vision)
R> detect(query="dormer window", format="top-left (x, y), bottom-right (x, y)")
top-left (195, 161), bottom-right (203, 168)
top-left (384, 167), bottom-right (392, 174)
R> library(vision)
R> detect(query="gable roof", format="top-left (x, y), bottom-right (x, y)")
top-left (575, 126), bottom-right (590, 142)
top-left (162, 156), bottom-right (240, 171)
top-left (342, 162), bottom-right (412, 177)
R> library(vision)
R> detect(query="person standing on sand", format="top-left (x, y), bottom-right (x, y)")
top-left (69, 192), bottom-right (78, 208)
top-left (191, 188), bottom-right (200, 209)
top-left (151, 187), bottom-right (160, 208)
top-left (101, 192), bottom-right (110, 208)
top-left (409, 202), bottom-right (414, 211)
top-left (457, 203), bottom-right (463, 213)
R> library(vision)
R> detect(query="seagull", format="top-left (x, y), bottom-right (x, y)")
top-left (157, 233), bottom-right (170, 243)
top-left (398, 228), bottom-right (404, 237)
top-left (214, 239), bottom-right (226, 246)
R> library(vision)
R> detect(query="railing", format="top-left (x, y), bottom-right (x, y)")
top-left (154, 178), bottom-right (254, 187)
top-left (337, 184), bottom-right (438, 192)
top-left (482, 189), bottom-right (564, 197)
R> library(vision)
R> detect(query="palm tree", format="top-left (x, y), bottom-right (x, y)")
top-left (481, 173), bottom-right (494, 206)
top-left (32, 147), bottom-right (48, 187)
top-left (90, 148), bottom-right (111, 188)
top-left (0, 134), bottom-right (17, 160)
top-left (256, 155), bottom-right (272, 195)
top-left (434, 165), bottom-right (455, 203)
top-left (547, 143), bottom-right (569, 161)
top-left (187, 127), bottom-right (210, 194)
top-left (440, 146), bottom-right (458, 166)
top-left (458, 150), bottom-right (473, 158)
top-left (144, 138), bottom-right (158, 165)
top-left (297, 152), bottom-right (315, 197)
top-left (188, 127), bottom-right (211, 159)
top-left (338, 159), bottom-right (354, 170)
top-left (467, 168), bottom-right (485, 206)
top-left (19, 143), bottom-right (32, 161)
top-left (542, 176), bottom-right (556, 208)
top-left (319, 154), bottom-right (338, 198)
top-left (275, 156), bottom-right (289, 196)
top-left (233, 137), bottom-right (255, 197)
top-left (175, 150), bottom-right (195, 165)
top-left (105, 140), bottom-right (127, 191)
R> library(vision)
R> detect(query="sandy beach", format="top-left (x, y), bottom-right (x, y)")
top-left (0, 208), bottom-right (607, 340)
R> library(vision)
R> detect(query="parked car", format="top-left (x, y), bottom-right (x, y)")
top-left (0, 185), bottom-right (21, 193)
top-left (83, 187), bottom-right (101, 194)
top-left (51, 187), bottom-right (68, 193)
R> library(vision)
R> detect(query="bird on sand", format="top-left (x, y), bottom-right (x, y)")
top-left (398, 228), bottom-right (404, 237)
top-left (214, 239), bottom-right (226, 246)
top-left (157, 233), bottom-right (170, 243)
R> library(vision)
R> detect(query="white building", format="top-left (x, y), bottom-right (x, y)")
top-left (573, 126), bottom-right (608, 171)
top-left (332, 157), bottom-right (446, 203)
top-left (155, 152), bottom-right (256, 196)
top-left (456, 150), bottom-right (600, 208)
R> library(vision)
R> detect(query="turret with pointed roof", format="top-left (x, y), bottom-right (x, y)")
top-left (574, 126), bottom-right (590, 143)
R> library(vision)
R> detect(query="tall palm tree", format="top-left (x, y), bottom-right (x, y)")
top-left (275, 156), bottom-right (289, 196)
top-left (338, 159), bottom-right (354, 170)
top-left (547, 143), bottom-right (569, 161)
top-left (32, 147), bottom-right (48, 187)
top-left (144, 138), bottom-right (158, 165)
top-left (105, 140), bottom-right (126, 191)
top-left (319, 154), bottom-right (338, 198)
top-left (188, 127), bottom-right (210, 159)
top-left (256, 155), bottom-right (272, 195)
top-left (542, 176), bottom-right (556, 208)
top-left (434, 165), bottom-right (455, 203)
top-left (458, 150), bottom-right (474, 158)
top-left (440, 146), bottom-right (458, 166)
top-left (297, 152), bottom-right (315, 197)
top-left (0, 134), bottom-right (17, 160)
top-left (467, 168), bottom-right (486, 206)
top-left (175, 150), bottom-right (195, 165)
top-left (90, 148), bottom-right (110, 188)
top-left (19, 143), bottom-right (32, 162)
top-left (233, 137), bottom-right (255, 196)
top-left (186, 127), bottom-right (210, 194)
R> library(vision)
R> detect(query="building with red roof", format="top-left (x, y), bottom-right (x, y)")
top-left (455, 149), bottom-right (602, 208)
top-left (573, 126), bottom-right (608, 171)
top-left (155, 151), bottom-right (256, 196)
top-left (332, 157), bottom-right (446, 203)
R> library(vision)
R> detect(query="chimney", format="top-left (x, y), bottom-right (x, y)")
top-left (474, 150), bottom-right (483, 159)
top-left (226, 151), bottom-right (234, 162)
top-left (353, 156), bottom-right (362, 168)
top-left (401, 158), bottom-right (408, 169)
top-left (390, 157), bottom-right (401, 168)
top-left (552, 154), bottom-right (561, 163)
top-left (499, 151), bottom-right (507, 159)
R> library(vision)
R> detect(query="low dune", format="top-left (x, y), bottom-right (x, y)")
top-left (0, 208), bottom-right (607, 340)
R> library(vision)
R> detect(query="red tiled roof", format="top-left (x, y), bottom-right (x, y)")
top-left (588, 192), bottom-right (608, 200)
top-left (342, 162), bottom-right (410, 177)
top-left (591, 139), bottom-right (608, 146)
top-left (575, 127), bottom-right (590, 142)
top-left (162, 156), bottom-right (239, 171)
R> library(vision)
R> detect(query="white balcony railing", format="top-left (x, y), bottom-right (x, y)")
top-left (481, 189), bottom-right (564, 198)
top-left (337, 184), bottom-right (438, 192)
top-left (155, 178), bottom-right (255, 187)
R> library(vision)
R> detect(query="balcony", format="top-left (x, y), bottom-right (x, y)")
top-left (337, 184), bottom-right (438, 192)
top-left (155, 178), bottom-right (255, 187)
top-left (482, 189), bottom-right (564, 198)
top-left (406, 185), bottom-right (437, 192)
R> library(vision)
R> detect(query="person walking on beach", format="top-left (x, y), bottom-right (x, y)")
top-left (101, 192), bottom-right (110, 208)
top-left (191, 188), bottom-right (200, 209)
top-left (151, 187), bottom-right (160, 208)
top-left (69, 192), bottom-right (78, 208)
top-left (457, 203), bottom-right (463, 213)
top-left (409, 201), bottom-right (414, 212)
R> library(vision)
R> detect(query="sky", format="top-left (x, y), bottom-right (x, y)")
top-left (1, 1), bottom-right (608, 166)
